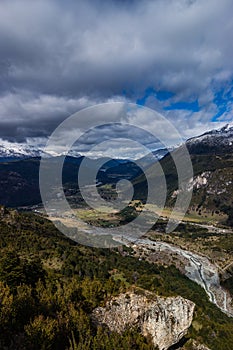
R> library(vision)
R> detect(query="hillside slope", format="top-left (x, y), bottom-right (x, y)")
top-left (0, 208), bottom-right (233, 349)
top-left (134, 124), bottom-right (233, 225)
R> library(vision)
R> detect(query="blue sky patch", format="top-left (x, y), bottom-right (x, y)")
top-left (136, 87), bottom-right (174, 106)
top-left (164, 100), bottom-right (200, 112)
top-left (212, 87), bottom-right (233, 121)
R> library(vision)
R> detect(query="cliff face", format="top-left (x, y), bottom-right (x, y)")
top-left (92, 290), bottom-right (195, 350)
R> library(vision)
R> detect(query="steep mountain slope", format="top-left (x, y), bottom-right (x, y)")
top-left (0, 158), bottom-right (41, 206)
top-left (134, 124), bottom-right (233, 225)
top-left (180, 124), bottom-right (233, 221)
top-left (186, 123), bottom-right (233, 155)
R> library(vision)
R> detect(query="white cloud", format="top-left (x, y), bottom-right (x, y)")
top-left (0, 0), bottom-right (233, 147)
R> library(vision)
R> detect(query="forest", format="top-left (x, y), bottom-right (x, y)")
top-left (0, 208), bottom-right (233, 349)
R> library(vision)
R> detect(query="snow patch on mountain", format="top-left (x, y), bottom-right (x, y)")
top-left (1, 123), bottom-right (233, 161)
top-left (0, 139), bottom-right (51, 160)
top-left (187, 123), bottom-right (233, 146)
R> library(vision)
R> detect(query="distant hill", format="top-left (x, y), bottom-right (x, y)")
top-left (0, 155), bottom-right (143, 207)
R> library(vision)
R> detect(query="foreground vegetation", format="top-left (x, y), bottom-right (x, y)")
top-left (0, 208), bottom-right (233, 349)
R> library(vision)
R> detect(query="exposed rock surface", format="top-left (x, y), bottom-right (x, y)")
top-left (92, 290), bottom-right (195, 350)
top-left (191, 340), bottom-right (211, 350)
top-left (179, 339), bottom-right (211, 350)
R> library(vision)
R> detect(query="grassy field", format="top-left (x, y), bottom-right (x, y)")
top-left (144, 204), bottom-right (228, 225)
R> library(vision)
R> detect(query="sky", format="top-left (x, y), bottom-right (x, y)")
top-left (0, 0), bottom-right (233, 157)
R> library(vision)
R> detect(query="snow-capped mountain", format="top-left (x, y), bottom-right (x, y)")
top-left (137, 148), bottom-right (171, 167)
top-left (0, 140), bottom-right (51, 160)
top-left (186, 123), bottom-right (233, 154)
top-left (0, 139), bottom-right (84, 160)
top-left (1, 123), bottom-right (233, 162)
top-left (0, 137), bottom-right (172, 162)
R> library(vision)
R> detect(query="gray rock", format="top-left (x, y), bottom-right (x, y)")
top-left (92, 290), bottom-right (195, 350)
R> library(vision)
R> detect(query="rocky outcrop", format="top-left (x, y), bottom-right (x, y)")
top-left (190, 340), bottom-right (211, 350)
top-left (92, 290), bottom-right (195, 350)
top-left (179, 339), bottom-right (211, 350)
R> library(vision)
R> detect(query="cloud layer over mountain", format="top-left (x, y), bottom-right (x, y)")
top-left (0, 0), bottom-right (233, 152)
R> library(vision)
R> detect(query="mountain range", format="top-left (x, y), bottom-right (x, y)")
top-left (1, 123), bottom-right (232, 161)
top-left (0, 138), bottom-right (169, 162)
top-left (0, 140), bottom-right (51, 161)
top-left (0, 123), bottom-right (233, 225)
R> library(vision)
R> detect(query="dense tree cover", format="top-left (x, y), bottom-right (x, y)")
top-left (0, 209), bottom-right (233, 349)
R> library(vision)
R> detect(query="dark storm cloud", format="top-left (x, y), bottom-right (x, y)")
top-left (75, 123), bottom-right (161, 153)
top-left (0, 0), bottom-right (233, 144)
